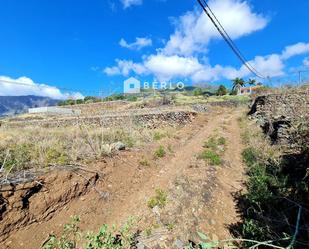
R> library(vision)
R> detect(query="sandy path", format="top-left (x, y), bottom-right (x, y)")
top-left (2, 107), bottom-right (247, 249)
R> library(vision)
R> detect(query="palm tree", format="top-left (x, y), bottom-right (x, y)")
top-left (232, 77), bottom-right (245, 92)
top-left (248, 78), bottom-right (256, 86)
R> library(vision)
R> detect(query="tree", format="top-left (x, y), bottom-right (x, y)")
top-left (248, 78), bottom-right (256, 86)
top-left (232, 77), bottom-right (245, 92)
top-left (84, 96), bottom-right (101, 103)
top-left (76, 99), bottom-right (84, 105)
top-left (193, 87), bottom-right (203, 96)
top-left (216, 85), bottom-right (228, 96)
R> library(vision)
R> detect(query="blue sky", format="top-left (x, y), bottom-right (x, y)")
top-left (0, 0), bottom-right (309, 99)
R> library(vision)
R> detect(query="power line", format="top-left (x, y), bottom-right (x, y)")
top-left (197, 0), bottom-right (267, 79)
top-left (201, 0), bottom-right (263, 78)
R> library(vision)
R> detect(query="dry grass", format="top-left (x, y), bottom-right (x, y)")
top-left (173, 94), bottom-right (250, 105)
top-left (237, 115), bottom-right (282, 166)
top-left (0, 122), bottom-right (176, 173)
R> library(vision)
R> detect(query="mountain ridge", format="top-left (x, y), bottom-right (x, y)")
top-left (0, 95), bottom-right (60, 116)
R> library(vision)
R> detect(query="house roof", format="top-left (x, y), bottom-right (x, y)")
top-left (240, 85), bottom-right (263, 91)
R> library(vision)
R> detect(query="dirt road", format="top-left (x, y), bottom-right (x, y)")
top-left (1, 107), bottom-right (246, 249)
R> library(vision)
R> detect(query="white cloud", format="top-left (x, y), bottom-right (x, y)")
top-left (120, 0), bottom-right (142, 9)
top-left (191, 65), bottom-right (241, 82)
top-left (105, 0), bottom-right (270, 81)
top-left (163, 0), bottom-right (268, 56)
top-left (242, 54), bottom-right (285, 77)
top-left (119, 37), bottom-right (152, 50)
top-left (104, 50), bottom-right (285, 83)
top-left (104, 59), bottom-right (146, 76)
top-left (192, 54), bottom-right (285, 82)
top-left (104, 55), bottom-right (203, 81)
top-left (104, 0), bottom-right (309, 84)
top-left (0, 76), bottom-right (84, 100)
top-left (303, 57), bottom-right (309, 67)
top-left (144, 54), bottom-right (203, 81)
top-left (281, 42), bottom-right (309, 60)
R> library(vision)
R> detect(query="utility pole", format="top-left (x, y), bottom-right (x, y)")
top-left (99, 90), bottom-right (104, 101)
top-left (298, 69), bottom-right (309, 86)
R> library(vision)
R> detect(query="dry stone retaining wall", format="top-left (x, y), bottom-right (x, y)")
top-left (1, 109), bottom-right (197, 129)
top-left (249, 91), bottom-right (309, 145)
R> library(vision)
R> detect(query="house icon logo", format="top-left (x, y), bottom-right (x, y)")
top-left (123, 77), bottom-right (141, 94)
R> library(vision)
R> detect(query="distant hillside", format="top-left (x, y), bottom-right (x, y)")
top-left (0, 95), bottom-right (59, 116)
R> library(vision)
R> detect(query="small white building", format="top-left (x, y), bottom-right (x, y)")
top-left (238, 85), bottom-right (263, 95)
top-left (28, 107), bottom-right (81, 115)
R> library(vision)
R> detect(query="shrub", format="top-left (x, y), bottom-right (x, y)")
top-left (217, 137), bottom-right (226, 145)
top-left (203, 137), bottom-right (218, 150)
top-left (235, 118), bottom-right (309, 247)
top-left (246, 165), bottom-right (275, 205)
top-left (45, 147), bottom-right (70, 165)
top-left (198, 150), bottom-right (221, 165)
top-left (0, 143), bottom-right (32, 171)
top-left (242, 219), bottom-right (269, 242)
top-left (126, 95), bottom-right (138, 102)
top-left (139, 158), bottom-right (150, 167)
top-left (153, 132), bottom-right (165, 141)
top-left (216, 85), bottom-right (228, 96)
top-left (166, 223), bottom-right (175, 231)
top-left (242, 147), bottom-right (259, 167)
top-left (204, 136), bottom-right (226, 151)
top-left (43, 216), bottom-right (81, 249)
top-left (43, 217), bottom-right (134, 249)
top-left (193, 88), bottom-right (203, 96)
top-left (154, 146), bottom-right (166, 159)
top-left (147, 189), bottom-right (167, 208)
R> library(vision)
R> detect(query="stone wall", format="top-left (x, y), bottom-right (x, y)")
top-left (249, 91), bottom-right (309, 146)
top-left (62, 101), bottom-right (130, 116)
top-left (2, 109), bottom-right (197, 129)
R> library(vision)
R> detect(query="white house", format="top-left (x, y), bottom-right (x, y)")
top-left (238, 85), bottom-right (263, 95)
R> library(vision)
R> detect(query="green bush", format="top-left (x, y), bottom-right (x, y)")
top-left (216, 85), bottom-right (228, 96)
top-left (154, 146), bottom-right (166, 158)
top-left (203, 136), bottom-right (226, 150)
top-left (147, 189), bottom-right (167, 208)
top-left (217, 137), bottom-right (226, 145)
top-left (126, 95), bottom-right (138, 102)
top-left (246, 166), bottom-right (274, 205)
top-left (198, 150), bottom-right (221, 165)
top-left (242, 219), bottom-right (269, 242)
top-left (0, 143), bottom-right (32, 171)
top-left (238, 132), bottom-right (309, 246)
top-left (203, 137), bottom-right (218, 150)
top-left (153, 132), bottom-right (166, 141)
top-left (43, 217), bottom-right (134, 249)
top-left (193, 88), bottom-right (203, 96)
top-left (43, 216), bottom-right (81, 249)
top-left (242, 147), bottom-right (258, 167)
top-left (45, 147), bottom-right (70, 165)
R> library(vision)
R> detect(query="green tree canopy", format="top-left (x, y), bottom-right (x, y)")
top-left (247, 78), bottom-right (257, 86)
top-left (232, 77), bottom-right (245, 91)
top-left (216, 85), bottom-right (228, 96)
top-left (193, 87), bottom-right (203, 96)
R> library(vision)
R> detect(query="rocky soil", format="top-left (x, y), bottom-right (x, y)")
top-left (0, 168), bottom-right (99, 242)
top-left (0, 106), bottom-right (246, 249)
